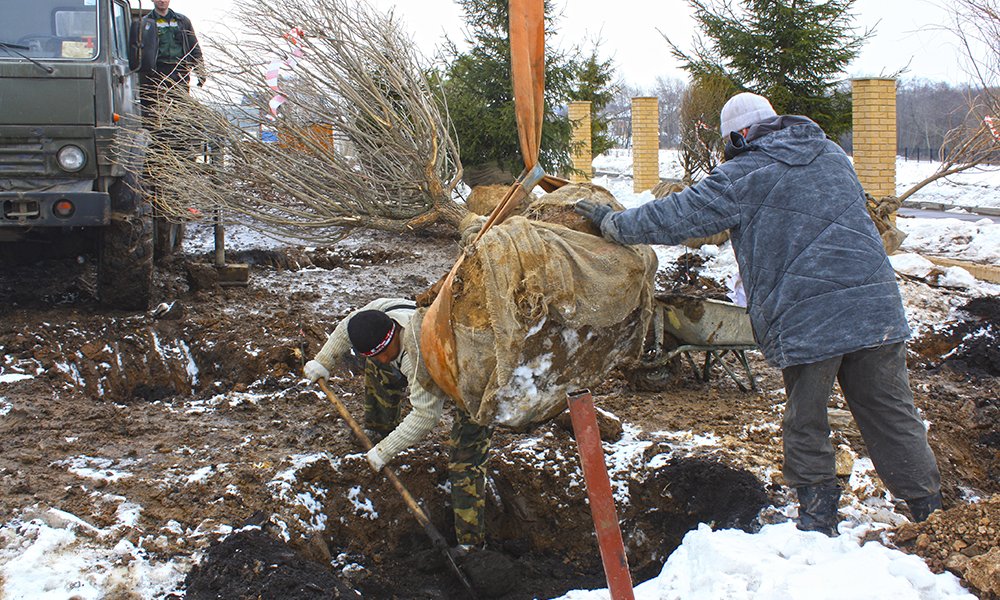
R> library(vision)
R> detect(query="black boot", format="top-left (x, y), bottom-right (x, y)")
top-left (906, 492), bottom-right (943, 522)
top-left (796, 484), bottom-right (841, 537)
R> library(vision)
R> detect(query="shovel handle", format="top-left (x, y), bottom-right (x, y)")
top-left (316, 380), bottom-right (445, 544)
top-left (316, 379), bottom-right (478, 597)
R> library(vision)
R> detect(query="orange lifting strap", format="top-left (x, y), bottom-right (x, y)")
top-left (420, 0), bottom-right (566, 407)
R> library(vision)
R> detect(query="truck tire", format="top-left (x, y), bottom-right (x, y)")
top-left (98, 173), bottom-right (154, 310)
top-left (154, 216), bottom-right (184, 260)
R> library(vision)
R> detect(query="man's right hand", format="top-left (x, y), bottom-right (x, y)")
top-left (304, 360), bottom-right (330, 383)
top-left (574, 200), bottom-right (613, 229)
top-left (574, 200), bottom-right (626, 243)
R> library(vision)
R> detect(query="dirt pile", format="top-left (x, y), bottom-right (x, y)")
top-left (655, 252), bottom-right (729, 300)
top-left (183, 526), bottom-right (362, 600)
top-left (623, 458), bottom-right (769, 580)
top-left (891, 494), bottom-right (1000, 599)
top-left (912, 296), bottom-right (1000, 377)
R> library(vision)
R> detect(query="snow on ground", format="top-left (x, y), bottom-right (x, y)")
top-left (0, 509), bottom-right (189, 599)
top-left (2, 150), bottom-right (996, 599)
top-left (896, 158), bottom-right (1000, 210)
top-left (556, 522), bottom-right (972, 600)
top-left (594, 148), bottom-right (1000, 210)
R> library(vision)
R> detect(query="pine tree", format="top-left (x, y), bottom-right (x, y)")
top-left (570, 46), bottom-right (619, 159)
top-left (669, 0), bottom-right (871, 139)
top-left (439, 0), bottom-right (612, 184)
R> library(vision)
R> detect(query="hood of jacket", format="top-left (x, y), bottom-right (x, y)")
top-left (745, 115), bottom-right (828, 167)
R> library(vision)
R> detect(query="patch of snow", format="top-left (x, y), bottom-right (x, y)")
top-left (53, 456), bottom-right (136, 483)
top-left (347, 486), bottom-right (378, 520)
top-left (0, 517), bottom-right (187, 599)
top-left (555, 522), bottom-right (974, 600)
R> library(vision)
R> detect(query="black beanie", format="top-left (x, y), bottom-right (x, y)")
top-left (348, 310), bottom-right (397, 357)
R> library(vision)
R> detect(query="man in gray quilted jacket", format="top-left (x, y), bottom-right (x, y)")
top-left (576, 92), bottom-right (942, 536)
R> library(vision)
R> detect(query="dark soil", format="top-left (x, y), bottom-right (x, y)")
top-left (1, 225), bottom-right (998, 598)
top-left (183, 526), bottom-right (362, 600)
top-left (911, 296), bottom-right (1000, 377)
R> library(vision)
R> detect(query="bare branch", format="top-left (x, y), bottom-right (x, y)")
top-left (134, 0), bottom-right (467, 243)
top-left (896, 0), bottom-right (1000, 204)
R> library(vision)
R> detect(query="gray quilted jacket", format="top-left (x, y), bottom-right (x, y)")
top-left (604, 115), bottom-right (910, 368)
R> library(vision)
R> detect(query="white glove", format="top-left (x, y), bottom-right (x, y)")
top-left (304, 360), bottom-right (330, 384)
top-left (366, 447), bottom-right (386, 472)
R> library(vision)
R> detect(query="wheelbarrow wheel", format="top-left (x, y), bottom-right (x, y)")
top-left (624, 363), bottom-right (678, 392)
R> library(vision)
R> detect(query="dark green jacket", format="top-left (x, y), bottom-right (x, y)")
top-left (128, 9), bottom-right (203, 76)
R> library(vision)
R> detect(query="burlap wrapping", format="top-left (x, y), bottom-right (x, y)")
top-left (437, 184), bottom-right (658, 429)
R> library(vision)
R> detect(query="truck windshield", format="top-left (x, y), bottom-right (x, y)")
top-left (0, 0), bottom-right (100, 61)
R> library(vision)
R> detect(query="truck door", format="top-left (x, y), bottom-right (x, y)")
top-left (110, 0), bottom-right (138, 118)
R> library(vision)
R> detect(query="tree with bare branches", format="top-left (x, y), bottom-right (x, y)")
top-left (139, 0), bottom-right (468, 244)
top-left (677, 72), bottom-right (735, 183)
top-left (896, 0), bottom-right (1000, 203)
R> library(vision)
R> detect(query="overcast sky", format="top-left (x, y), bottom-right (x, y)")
top-left (165, 0), bottom-right (974, 88)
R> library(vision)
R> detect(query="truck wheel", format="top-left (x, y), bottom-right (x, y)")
top-left (98, 174), bottom-right (154, 310)
top-left (154, 216), bottom-right (185, 260)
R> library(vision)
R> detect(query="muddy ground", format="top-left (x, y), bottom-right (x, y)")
top-left (0, 224), bottom-right (998, 599)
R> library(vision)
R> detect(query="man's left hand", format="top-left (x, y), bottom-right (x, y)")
top-left (365, 447), bottom-right (386, 472)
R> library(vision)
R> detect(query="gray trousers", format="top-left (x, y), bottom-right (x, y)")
top-left (781, 342), bottom-right (941, 501)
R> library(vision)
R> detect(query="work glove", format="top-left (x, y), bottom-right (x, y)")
top-left (365, 446), bottom-right (386, 472)
top-left (303, 359), bottom-right (330, 384)
top-left (574, 199), bottom-right (612, 229)
top-left (574, 200), bottom-right (625, 244)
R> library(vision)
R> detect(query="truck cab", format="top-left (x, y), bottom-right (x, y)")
top-left (0, 0), bottom-right (154, 309)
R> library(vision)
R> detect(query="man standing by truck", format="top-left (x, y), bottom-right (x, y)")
top-left (129, 0), bottom-right (203, 255)
top-left (129, 0), bottom-right (204, 120)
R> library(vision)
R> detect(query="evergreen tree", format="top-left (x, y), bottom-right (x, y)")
top-left (669, 0), bottom-right (871, 139)
top-left (439, 0), bottom-right (611, 183)
top-left (569, 45), bottom-right (619, 159)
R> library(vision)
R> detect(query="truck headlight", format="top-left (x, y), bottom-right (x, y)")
top-left (57, 145), bottom-right (87, 172)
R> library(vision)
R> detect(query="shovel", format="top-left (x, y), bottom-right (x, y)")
top-left (316, 379), bottom-right (477, 597)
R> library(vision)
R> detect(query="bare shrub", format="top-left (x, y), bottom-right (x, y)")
top-left (137, 0), bottom-right (467, 243)
top-left (898, 0), bottom-right (1000, 202)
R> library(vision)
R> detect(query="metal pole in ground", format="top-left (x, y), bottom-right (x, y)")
top-left (567, 389), bottom-right (635, 600)
top-left (214, 208), bottom-right (225, 268)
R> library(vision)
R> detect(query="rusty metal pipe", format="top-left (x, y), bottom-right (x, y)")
top-left (567, 389), bottom-right (635, 600)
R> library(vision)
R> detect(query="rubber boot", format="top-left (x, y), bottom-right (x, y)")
top-left (906, 492), bottom-right (943, 522)
top-left (796, 484), bottom-right (841, 537)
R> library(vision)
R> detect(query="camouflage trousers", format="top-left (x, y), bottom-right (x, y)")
top-left (448, 409), bottom-right (493, 546)
top-left (364, 360), bottom-right (492, 545)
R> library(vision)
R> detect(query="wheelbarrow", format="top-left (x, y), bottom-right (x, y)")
top-left (638, 293), bottom-right (759, 392)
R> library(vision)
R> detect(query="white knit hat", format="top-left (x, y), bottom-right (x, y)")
top-left (720, 92), bottom-right (777, 138)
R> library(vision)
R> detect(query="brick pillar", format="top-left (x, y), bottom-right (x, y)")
top-left (631, 97), bottom-right (660, 193)
top-left (852, 78), bottom-right (897, 200)
top-left (568, 101), bottom-right (593, 183)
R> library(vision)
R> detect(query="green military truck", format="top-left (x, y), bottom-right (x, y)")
top-left (0, 0), bottom-right (180, 310)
